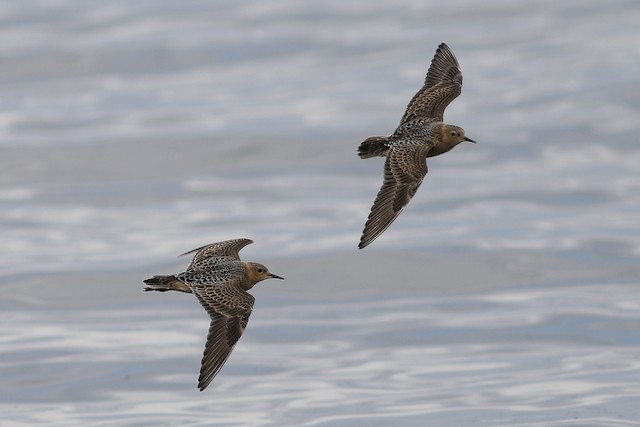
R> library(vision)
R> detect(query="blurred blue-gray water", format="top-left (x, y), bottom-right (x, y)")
top-left (1, 1), bottom-right (639, 426)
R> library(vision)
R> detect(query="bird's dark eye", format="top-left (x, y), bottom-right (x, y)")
top-left (257, 269), bottom-right (264, 273)
top-left (450, 131), bottom-right (457, 137)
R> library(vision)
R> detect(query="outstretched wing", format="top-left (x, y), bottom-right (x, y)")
top-left (192, 281), bottom-right (255, 391)
top-left (181, 238), bottom-right (253, 269)
top-left (359, 142), bottom-right (430, 249)
top-left (399, 43), bottom-right (462, 125)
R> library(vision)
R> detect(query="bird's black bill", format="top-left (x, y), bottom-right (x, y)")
top-left (269, 273), bottom-right (284, 280)
top-left (464, 136), bottom-right (477, 143)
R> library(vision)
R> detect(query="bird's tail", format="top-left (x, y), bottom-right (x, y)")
top-left (358, 136), bottom-right (389, 158)
top-left (143, 275), bottom-right (192, 293)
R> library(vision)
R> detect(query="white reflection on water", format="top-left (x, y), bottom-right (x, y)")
top-left (2, 282), bottom-right (639, 426)
top-left (1, 0), bottom-right (640, 426)
top-left (1, 0), bottom-right (640, 275)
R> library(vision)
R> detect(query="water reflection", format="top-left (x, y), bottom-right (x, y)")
top-left (2, 283), bottom-right (640, 425)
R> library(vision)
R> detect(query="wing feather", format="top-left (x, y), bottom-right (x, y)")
top-left (399, 43), bottom-right (462, 124)
top-left (181, 238), bottom-right (253, 268)
top-left (359, 143), bottom-right (429, 249)
top-left (192, 281), bottom-right (255, 391)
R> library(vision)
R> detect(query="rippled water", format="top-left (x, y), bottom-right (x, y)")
top-left (4, 279), bottom-right (640, 426)
top-left (1, 0), bottom-right (640, 426)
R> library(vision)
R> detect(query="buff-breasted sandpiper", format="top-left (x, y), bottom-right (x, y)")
top-left (357, 43), bottom-right (476, 249)
top-left (144, 238), bottom-right (283, 391)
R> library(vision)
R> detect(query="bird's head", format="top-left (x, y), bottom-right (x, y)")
top-left (246, 262), bottom-right (284, 285)
top-left (442, 124), bottom-right (476, 146)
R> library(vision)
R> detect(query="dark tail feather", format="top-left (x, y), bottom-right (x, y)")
top-left (143, 275), bottom-right (192, 293)
top-left (358, 136), bottom-right (389, 159)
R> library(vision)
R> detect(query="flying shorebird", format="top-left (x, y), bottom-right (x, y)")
top-left (357, 43), bottom-right (476, 249)
top-left (144, 238), bottom-right (283, 391)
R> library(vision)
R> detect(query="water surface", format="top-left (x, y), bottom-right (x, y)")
top-left (1, 1), bottom-right (639, 426)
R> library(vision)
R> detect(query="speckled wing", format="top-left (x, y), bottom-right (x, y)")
top-left (359, 142), bottom-right (430, 249)
top-left (181, 238), bottom-right (253, 269)
top-left (399, 43), bottom-right (462, 125)
top-left (192, 280), bottom-right (255, 391)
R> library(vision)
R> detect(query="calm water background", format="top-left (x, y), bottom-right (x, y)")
top-left (1, 1), bottom-right (640, 426)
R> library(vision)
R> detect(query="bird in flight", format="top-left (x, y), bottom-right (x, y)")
top-left (144, 238), bottom-right (283, 391)
top-left (357, 43), bottom-right (476, 249)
